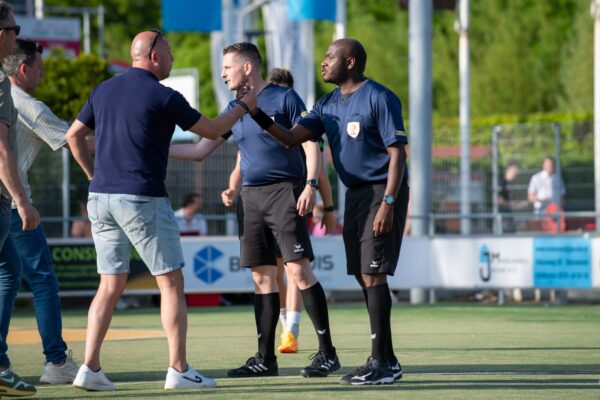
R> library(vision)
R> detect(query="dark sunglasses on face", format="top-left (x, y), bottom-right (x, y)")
top-left (148, 28), bottom-right (163, 59)
top-left (1, 25), bottom-right (20, 36)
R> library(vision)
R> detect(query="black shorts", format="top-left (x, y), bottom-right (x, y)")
top-left (343, 179), bottom-right (409, 276)
top-left (238, 180), bottom-right (314, 267)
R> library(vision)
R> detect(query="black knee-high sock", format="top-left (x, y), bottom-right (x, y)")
top-left (301, 282), bottom-right (333, 352)
top-left (366, 283), bottom-right (392, 363)
top-left (254, 293), bottom-right (279, 361)
top-left (364, 285), bottom-right (396, 362)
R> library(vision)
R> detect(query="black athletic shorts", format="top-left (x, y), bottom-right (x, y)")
top-left (238, 179), bottom-right (314, 267)
top-left (343, 179), bottom-right (409, 276)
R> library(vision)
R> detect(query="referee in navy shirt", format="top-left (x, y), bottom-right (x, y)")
top-left (252, 38), bottom-right (408, 386)
top-left (216, 43), bottom-right (340, 379)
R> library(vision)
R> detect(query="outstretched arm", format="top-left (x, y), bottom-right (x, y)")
top-left (187, 90), bottom-right (257, 140)
top-left (169, 137), bottom-right (226, 162)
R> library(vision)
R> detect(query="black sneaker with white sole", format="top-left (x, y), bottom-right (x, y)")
top-left (300, 348), bottom-right (341, 377)
top-left (390, 356), bottom-right (403, 381)
top-left (340, 357), bottom-right (394, 386)
top-left (227, 353), bottom-right (278, 378)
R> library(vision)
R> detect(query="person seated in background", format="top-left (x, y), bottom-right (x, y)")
top-left (174, 193), bottom-right (208, 236)
top-left (71, 201), bottom-right (92, 238)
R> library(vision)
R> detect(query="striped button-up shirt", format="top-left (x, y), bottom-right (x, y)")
top-left (11, 84), bottom-right (68, 207)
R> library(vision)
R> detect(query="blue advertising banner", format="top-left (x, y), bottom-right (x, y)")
top-left (533, 237), bottom-right (592, 288)
top-left (162, 0), bottom-right (222, 32)
top-left (287, 0), bottom-right (336, 21)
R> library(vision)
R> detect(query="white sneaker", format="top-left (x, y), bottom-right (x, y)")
top-left (72, 365), bottom-right (116, 391)
top-left (40, 352), bottom-right (79, 384)
top-left (164, 365), bottom-right (216, 389)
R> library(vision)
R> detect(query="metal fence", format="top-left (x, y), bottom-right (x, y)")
top-left (31, 121), bottom-right (596, 238)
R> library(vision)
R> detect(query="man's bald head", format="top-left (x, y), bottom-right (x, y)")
top-left (131, 31), bottom-right (159, 62)
top-left (130, 30), bottom-right (172, 80)
top-left (331, 38), bottom-right (367, 75)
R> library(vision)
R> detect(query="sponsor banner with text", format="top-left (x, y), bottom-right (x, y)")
top-left (41, 235), bottom-right (599, 296)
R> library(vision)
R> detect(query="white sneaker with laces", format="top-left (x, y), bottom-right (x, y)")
top-left (40, 352), bottom-right (79, 384)
top-left (164, 365), bottom-right (216, 389)
top-left (72, 365), bottom-right (116, 391)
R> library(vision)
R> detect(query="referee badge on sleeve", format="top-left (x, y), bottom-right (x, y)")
top-left (347, 121), bottom-right (361, 138)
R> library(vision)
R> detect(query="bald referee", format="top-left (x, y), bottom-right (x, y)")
top-left (251, 38), bottom-right (408, 385)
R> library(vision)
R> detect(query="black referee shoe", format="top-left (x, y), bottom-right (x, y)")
top-left (300, 348), bottom-right (340, 377)
top-left (340, 357), bottom-right (394, 385)
top-left (227, 353), bottom-right (278, 378)
top-left (390, 356), bottom-right (403, 381)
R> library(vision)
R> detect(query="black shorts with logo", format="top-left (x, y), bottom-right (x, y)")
top-left (343, 179), bottom-right (409, 275)
top-left (238, 179), bottom-right (314, 267)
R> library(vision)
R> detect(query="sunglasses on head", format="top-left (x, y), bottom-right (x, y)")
top-left (148, 28), bottom-right (163, 59)
top-left (1, 25), bottom-right (20, 36)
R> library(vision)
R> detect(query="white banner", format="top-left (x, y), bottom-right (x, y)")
top-left (430, 238), bottom-right (534, 288)
top-left (178, 235), bottom-right (598, 292)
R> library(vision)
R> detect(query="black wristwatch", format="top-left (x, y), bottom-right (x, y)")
top-left (383, 194), bottom-right (395, 206)
top-left (306, 179), bottom-right (319, 189)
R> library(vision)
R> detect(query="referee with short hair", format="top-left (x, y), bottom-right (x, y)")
top-left (218, 42), bottom-right (340, 379)
top-left (255, 38), bottom-right (408, 385)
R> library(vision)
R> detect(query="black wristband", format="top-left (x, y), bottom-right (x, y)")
top-left (236, 99), bottom-right (250, 113)
top-left (323, 205), bottom-right (335, 212)
top-left (251, 108), bottom-right (274, 130)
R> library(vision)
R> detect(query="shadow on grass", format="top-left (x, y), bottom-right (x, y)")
top-left (35, 378), bottom-right (600, 399)
top-left (406, 364), bottom-right (600, 375)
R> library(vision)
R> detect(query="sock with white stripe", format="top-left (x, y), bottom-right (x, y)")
top-left (366, 283), bottom-right (392, 362)
top-left (285, 311), bottom-right (301, 338)
top-left (254, 293), bottom-right (279, 361)
top-left (301, 282), bottom-right (333, 352)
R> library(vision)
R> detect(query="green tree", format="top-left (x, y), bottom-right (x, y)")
top-left (558, 0), bottom-right (593, 112)
top-left (34, 51), bottom-right (111, 120)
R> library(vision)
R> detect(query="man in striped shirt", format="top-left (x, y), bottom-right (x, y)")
top-left (2, 38), bottom-right (79, 384)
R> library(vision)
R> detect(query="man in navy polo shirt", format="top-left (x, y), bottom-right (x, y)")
top-left (170, 42), bottom-right (340, 379)
top-left (253, 38), bottom-right (408, 385)
top-left (65, 30), bottom-right (256, 392)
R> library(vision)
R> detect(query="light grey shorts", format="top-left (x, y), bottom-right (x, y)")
top-left (87, 193), bottom-right (184, 276)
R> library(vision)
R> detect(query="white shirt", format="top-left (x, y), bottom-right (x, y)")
top-left (527, 170), bottom-right (565, 211)
top-left (10, 85), bottom-right (68, 207)
top-left (174, 208), bottom-right (207, 235)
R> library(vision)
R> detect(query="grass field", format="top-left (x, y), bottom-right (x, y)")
top-left (6, 303), bottom-right (600, 399)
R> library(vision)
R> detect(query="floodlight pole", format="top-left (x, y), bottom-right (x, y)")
top-left (335, 0), bottom-right (346, 39)
top-left (409, 0), bottom-right (433, 304)
top-left (457, 0), bottom-right (471, 234)
top-left (592, 0), bottom-right (600, 231)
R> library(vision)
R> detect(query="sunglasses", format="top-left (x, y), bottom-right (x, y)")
top-left (1, 25), bottom-right (20, 36)
top-left (148, 28), bottom-right (163, 59)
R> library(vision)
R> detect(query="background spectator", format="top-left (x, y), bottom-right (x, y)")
top-left (174, 193), bottom-right (207, 236)
top-left (71, 201), bottom-right (92, 238)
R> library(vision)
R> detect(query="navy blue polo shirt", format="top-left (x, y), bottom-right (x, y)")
top-left (77, 68), bottom-right (201, 196)
top-left (298, 79), bottom-right (407, 188)
top-left (225, 83), bottom-right (307, 186)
